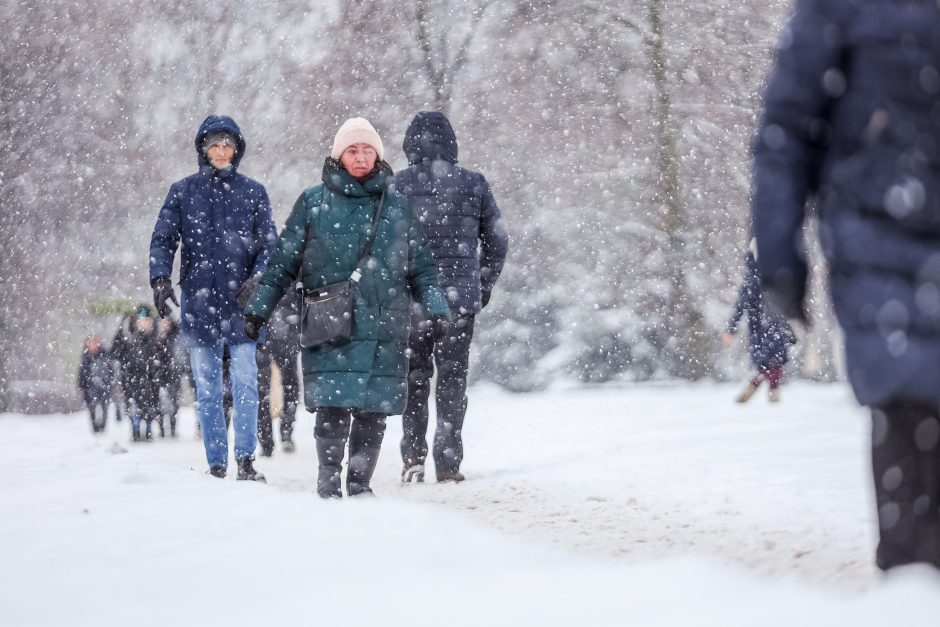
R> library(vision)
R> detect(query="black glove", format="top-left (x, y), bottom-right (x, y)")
top-left (237, 273), bottom-right (261, 309)
top-left (431, 314), bottom-right (450, 342)
top-left (481, 289), bottom-right (492, 309)
top-left (152, 277), bottom-right (179, 318)
top-left (765, 282), bottom-right (809, 328)
top-left (244, 314), bottom-right (265, 342)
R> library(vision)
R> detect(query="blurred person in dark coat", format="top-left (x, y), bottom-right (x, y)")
top-left (155, 317), bottom-right (183, 438)
top-left (394, 112), bottom-right (509, 483)
top-left (115, 307), bottom-right (161, 442)
top-left (751, 0), bottom-right (940, 570)
top-left (723, 241), bottom-right (796, 403)
top-left (256, 290), bottom-right (301, 456)
top-left (110, 313), bottom-right (135, 425)
top-left (77, 334), bottom-right (113, 433)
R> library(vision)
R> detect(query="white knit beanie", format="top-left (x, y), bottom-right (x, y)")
top-left (330, 117), bottom-right (384, 160)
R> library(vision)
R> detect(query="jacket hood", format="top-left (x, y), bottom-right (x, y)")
top-left (403, 111), bottom-right (458, 166)
top-left (195, 115), bottom-right (246, 171)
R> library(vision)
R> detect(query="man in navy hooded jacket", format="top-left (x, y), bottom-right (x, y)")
top-left (751, 0), bottom-right (940, 570)
top-left (150, 115), bottom-right (276, 481)
top-left (395, 112), bottom-right (509, 483)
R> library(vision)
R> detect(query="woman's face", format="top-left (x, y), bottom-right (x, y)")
top-left (340, 143), bottom-right (377, 178)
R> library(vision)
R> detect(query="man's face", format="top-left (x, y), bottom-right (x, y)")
top-left (340, 143), bottom-right (377, 178)
top-left (206, 139), bottom-right (236, 169)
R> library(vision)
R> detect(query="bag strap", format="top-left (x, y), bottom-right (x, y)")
top-left (351, 191), bottom-right (385, 284)
top-left (297, 187), bottom-right (386, 291)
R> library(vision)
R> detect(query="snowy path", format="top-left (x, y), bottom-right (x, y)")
top-left (93, 383), bottom-right (877, 587)
top-left (6, 382), bottom-right (940, 626)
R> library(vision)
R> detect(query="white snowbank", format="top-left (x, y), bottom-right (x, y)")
top-left (2, 382), bottom-right (939, 626)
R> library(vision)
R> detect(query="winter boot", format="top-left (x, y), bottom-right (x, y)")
top-left (208, 466), bottom-right (226, 478)
top-left (281, 437), bottom-right (296, 453)
top-left (436, 470), bottom-right (465, 483)
top-left (315, 437), bottom-right (346, 498)
top-left (401, 461), bottom-right (424, 483)
top-left (347, 445), bottom-right (381, 496)
top-left (236, 456), bottom-right (266, 482)
top-left (735, 382), bottom-right (759, 404)
top-left (401, 461), bottom-right (425, 483)
top-left (768, 388), bottom-right (781, 403)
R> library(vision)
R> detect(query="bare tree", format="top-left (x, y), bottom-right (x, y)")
top-left (414, 0), bottom-right (493, 114)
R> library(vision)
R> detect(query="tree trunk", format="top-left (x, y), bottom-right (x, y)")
top-left (647, 0), bottom-right (710, 379)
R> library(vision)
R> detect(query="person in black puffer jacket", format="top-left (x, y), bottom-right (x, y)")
top-left (394, 112), bottom-right (509, 483)
top-left (119, 308), bottom-right (162, 442)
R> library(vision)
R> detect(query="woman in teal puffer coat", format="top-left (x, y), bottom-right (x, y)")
top-left (245, 118), bottom-right (450, 498)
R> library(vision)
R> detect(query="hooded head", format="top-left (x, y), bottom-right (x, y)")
top-left (195, 115), bottom-right (246, 171)
top-left (403, 111), bottom-right (458, 166)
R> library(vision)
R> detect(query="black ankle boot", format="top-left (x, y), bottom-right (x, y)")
top-left (236, 457), bottom-right (266, 482)
top-left (316, 437), bottom-right (346, 498)
top-left (347, 445), bottom-right (381, 496)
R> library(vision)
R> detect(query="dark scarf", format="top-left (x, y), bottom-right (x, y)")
top-left (321, 157), bottom-right (393, 197)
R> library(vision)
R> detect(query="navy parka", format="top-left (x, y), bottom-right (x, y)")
top-left (149, 116), bottom-right (277, 347)
top-left (752, 0), bottom-right (940, 405)
top-left (394, 112), bottom-right (509, 314)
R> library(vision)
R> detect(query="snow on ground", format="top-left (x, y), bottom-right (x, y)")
top-left (3, 382), bottom-right (940, 626)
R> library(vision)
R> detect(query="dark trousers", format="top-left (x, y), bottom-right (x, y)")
top-left (871, 399), bottom-right (940, 570)
top-left (129, 396), bottom-right (159, 441)
top-left (85, 394), bottom-right (108, 433)
top-left (257, 347), bottom-right (300, 452)
top-left (401, 313), bottom-right (475, 475)
top-left (315, 407), bottom-right (387, 497)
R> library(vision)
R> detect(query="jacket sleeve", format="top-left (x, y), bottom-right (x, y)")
top-left (149, 183), bottom-right (182, 285)
top-left (406, 202), bottom-right (451, 319)
top-left (106, 353), bottom-right (115, 389)
top-left (726, 278), bottom-right (749, 334)
top-left (751, 0), bottom-right (848, 317)
top-left (250, 185), bottom-right (278, 277)
top-left (77, 356), bottom-right (87, 391)
top-left (477, 175), bottom-right (509, 294)
top-left (246, 191), bottom-right (310, 321)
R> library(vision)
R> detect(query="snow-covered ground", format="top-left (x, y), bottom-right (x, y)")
top-left (3, 382), bottom-right (939, 626)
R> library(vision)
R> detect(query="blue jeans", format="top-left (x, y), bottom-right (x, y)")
top-left (190, 343), bottom-right (259, 468)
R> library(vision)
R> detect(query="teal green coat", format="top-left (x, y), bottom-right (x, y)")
top-left (246, 160), bottom-right (449, 414)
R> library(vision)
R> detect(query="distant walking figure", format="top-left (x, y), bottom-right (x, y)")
top-left (77, 334), bottom-right (113, 433)
top-left (723, 242), bottom-right (795, 404)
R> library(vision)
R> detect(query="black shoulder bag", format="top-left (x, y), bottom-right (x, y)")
top-left (297, 190), bottom-right (385, 349)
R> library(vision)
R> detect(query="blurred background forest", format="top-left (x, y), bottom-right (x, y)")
top-left (0, 0), bottom-right (841, 411)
